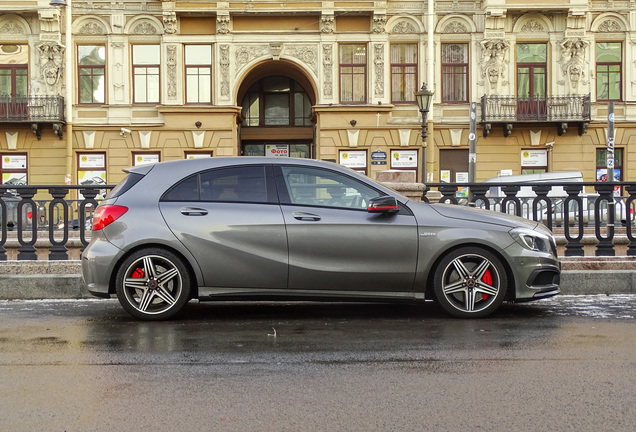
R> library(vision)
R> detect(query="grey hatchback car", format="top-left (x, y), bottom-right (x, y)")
top-left (81, 157), bottom-right (560, 320)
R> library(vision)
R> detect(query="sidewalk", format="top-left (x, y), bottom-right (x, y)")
top-left (0, 258), bottom-right (634, 300)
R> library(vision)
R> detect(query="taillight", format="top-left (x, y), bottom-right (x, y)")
top-left (92, 205), bottom-right (128, 231)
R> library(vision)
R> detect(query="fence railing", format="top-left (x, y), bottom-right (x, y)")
top-left (0, 185), bottom-right (112, 260)
top-left (0, 182), bottom-right (634, 260)
top-left (423, 181), bottom-right (636, 257)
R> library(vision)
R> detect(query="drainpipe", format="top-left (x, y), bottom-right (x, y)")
top-left (426, 0), bottom-right (434, 182)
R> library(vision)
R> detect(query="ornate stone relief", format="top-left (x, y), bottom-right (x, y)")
top-left (0, 21), bottom-right (23, 34)
top-left (217, 15), bottom-right (230, 34)
top-left (219, 45), bottom-right (230, 100)
top-left (323, 44), bottom-right (333, 98)
top-left (443, 21), bottom-right (468, 34)
top-left (285, 45), bottom-right (318, 73)
top-left (479, 39), bottom-right (509, 95)
top-left (163, 12), bottom-right (177, 34)
top-left (321, 15), bottom-right (334, 33)
top-left (166, 45), bottom-right (177, 100)
top-left (374, 44), bottom-right (384, 98)
top-left (235, 45), bottom-right (269, 70)
top-left (373, 15), bottom-right (386, 34)
top-left (110, 42), bottom-right (125, 103)
top-left (598, 19), bottom-right (622, 33)
top-left (520, 20), bottom-right (545, 33)
top-left (34, 41), bottom-right (65, 96)
top-left (391, 20), bottom-right (417, 34)
top-left (132, 21), bottom-right (158, 35)
top-left (559, 38), bottom-right (589, 94)
top-left (78, 20), bottom-right (106, 35)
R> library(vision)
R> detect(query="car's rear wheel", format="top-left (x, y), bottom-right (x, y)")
top-left (433, 247), bottom-right (507, 318)
top-left (115, 248), bottom-right (191, 320)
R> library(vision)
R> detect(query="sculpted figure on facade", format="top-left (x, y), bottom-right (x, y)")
top-left (373, 15), bottom-right (386, 34)
top-left (34, 41), bottom-right (65, 95)
top-left (559, 38), bottom-right (589, 94)
top-left (217, 15), bottom-right (230, 34)
top-left (321, 15), bottom-right (334, 33)
top-left (480, 39), bottom-right (509, 95)
top-left (163, 12), bottom-right (177, 34)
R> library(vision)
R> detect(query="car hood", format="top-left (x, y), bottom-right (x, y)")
top-left (428, 203), bottom-right (541, 230)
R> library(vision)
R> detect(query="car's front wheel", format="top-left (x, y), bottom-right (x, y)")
top-left (115, 248), bottom-right (191, 320)
top-left (433, 247), bottom-right (508, 318)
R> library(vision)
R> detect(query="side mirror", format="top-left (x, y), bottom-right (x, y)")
top-left (368, 196), bottom-right (399, 214)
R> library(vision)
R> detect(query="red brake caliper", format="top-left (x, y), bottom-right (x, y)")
top-left (132, 268), bottom-right (145, 279)
top-left (482, 269), bottom-right (493, 300)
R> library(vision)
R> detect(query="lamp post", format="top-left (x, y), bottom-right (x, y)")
top-left (50, 0), bottom-right (73, 185)
top-left (415, 82), bottom-right (434, 181)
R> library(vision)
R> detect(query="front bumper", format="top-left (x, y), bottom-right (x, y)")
top-left (507, 244), bottom-right (561, 302)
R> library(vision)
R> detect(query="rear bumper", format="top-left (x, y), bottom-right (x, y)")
top-left (81, 237), bottom-right (124, 297)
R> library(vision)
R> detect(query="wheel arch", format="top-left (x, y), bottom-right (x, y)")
top-left (425, 242), bottom-right (516, 302)
top-left (108, 243), bottom-right (201, 298)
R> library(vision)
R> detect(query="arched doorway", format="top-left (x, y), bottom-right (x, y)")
top-left (237, 61), bottom-right (316, 158)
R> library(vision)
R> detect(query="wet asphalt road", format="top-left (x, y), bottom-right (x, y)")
top-left (1, 296), bottom-right (636, 432)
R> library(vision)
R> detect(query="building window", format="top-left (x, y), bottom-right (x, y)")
top-left (132, 45), bottom-right (160, 104)
top-left (390, 44), bottom-right (417, 103)
top-left (596, 42), bottom-right (622, 101)
top-left (339, 44), bottom-right (367, 103)
top-left (78, 45), bottom-right (105, 104)
top-left (441, 43), bottom-right (468, 103)
top-left (241, 76), bottom-right (311, 127)
top-left (185, 45), bottom-right (212, 104)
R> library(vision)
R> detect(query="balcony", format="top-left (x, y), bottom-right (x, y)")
top-left (0, 95), bottom-right (65, 140)
top-left (480, 94), bottom-right (591, 138)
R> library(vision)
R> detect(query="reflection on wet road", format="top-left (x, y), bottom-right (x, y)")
top-left (1, 296), bottom-right (635, 431)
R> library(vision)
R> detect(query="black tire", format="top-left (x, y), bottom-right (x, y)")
top-left (433, 247), bottom-right (508, 318)
top-left (115, 248), bottom-right (191, 321)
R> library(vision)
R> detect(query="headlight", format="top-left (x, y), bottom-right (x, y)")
top-left (510, 228), bottom-right (552, 253)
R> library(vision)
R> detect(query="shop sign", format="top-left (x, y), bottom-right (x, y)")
top-left (266, 145), bottom-right (289, 157)
top-left (79, 153), bottom-right (105, 169)
top-left (521, 149), bottom-right (547, 167)
top-left (2, 155), bottom-right (26, 170)
top-left (134, 154), bottom-right (160, 166)
top-left (371, 151), bottom-right (387, 161)
top-left (390, 150), bottom-right (418, 168)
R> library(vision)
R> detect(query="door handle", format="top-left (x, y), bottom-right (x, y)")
top-left (180, 207), bottom-right (208, 216)
top-left (292, 212), bottom-right (321, 221)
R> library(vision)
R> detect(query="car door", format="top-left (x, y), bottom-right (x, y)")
top-left (275, 165), bottom-right (418, 293)
top-left (159, 164), bottom-right (288, 289)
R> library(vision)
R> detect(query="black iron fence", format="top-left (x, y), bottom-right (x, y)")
top-left (0, 182), bottom-right (634, 260)
top-left (423, 181), bottom-right (636, 257)
top-left (0, 95), bottom-right (64, 122)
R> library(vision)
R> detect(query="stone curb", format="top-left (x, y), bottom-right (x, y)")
top-left (0, 260), bottom-right (633, 300)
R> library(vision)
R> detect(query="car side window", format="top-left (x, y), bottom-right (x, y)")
top-left (162, 165), bottom-right (269, 203)
top-left (280, 166), bottom-right (381, 210)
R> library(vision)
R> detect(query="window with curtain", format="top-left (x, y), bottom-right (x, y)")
top-left (240, 76), bottom-right (311, 127)
top-left (441, 43), bottom-right (468, 103)
top-left (185, 45), bottom-right (212, 104)
top-left (596, 42), bottom-right (622, 101)
top-left (390, 44), bottom-right (417, 103)
top-left (78, 45), bottom-right (106, 104)
top-left (132, 45), bottom-right (160, 104)
top-left (339, 44), bottom-right (367, 103)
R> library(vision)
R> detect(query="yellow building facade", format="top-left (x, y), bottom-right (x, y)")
top-left (0, 0), bottom-right (635, 190)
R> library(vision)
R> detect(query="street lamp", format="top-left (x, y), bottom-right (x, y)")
top-left (50, 0), bottom-right (73, 185)
top-left (415, 82), bottom-right (434, 143)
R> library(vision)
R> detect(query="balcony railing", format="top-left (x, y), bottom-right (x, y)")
top-left (0, 95), bottom-right (64, 122)
top-left (480, 94), bottom-right (591, 136)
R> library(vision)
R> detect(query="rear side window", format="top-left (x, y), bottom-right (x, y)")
top-left (162, 165), bottom-right (270, 203)
top-left (105, 172), bottom-right (144, 199)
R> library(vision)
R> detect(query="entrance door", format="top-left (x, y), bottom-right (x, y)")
top-left (0, 65), bottom-right (28, 120)
top-left (517, 44), bottom-right (547, 121)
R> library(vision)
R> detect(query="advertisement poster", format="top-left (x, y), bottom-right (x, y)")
top-left (78, 153), bottom-right (105, 169)
top-left (266, 145), bottom-right (289, 157)
top-left (2, 155), bottom-right (26, 170)
top-left (390, 150), bottom-right (418, 168)
top-left (440, 170), bottom-right (451, 183)
top-left (597, 168), bottom-right (621, 195)
top-left (521, 149), bottom-right (547, 167)
top-left (2, 172), bottom-right (26, 185)
top-left (78, 170), bottom-right (106, 200)
top-left (134, 153), bottom-right (160, 166)
top-left (339, 151), bottom-right (367, 169)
